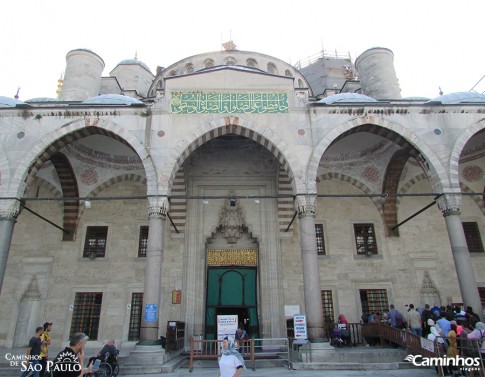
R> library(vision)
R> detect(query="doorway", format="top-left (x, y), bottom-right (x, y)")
top-left (205, 267), bottom-right (259, 339)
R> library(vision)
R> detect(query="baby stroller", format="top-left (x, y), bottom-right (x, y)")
top-left (330, 327), bottom-right (344, 347)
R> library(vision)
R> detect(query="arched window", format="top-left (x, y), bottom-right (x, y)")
top-left (204, 59), bottom-right (215, 68)
top-left (169, 70), bottom-right (177, 77)
top-left (246, 58), bottom-right (258, 68)
top-left (285, 69), bottom-right (293, 77)
top-left (225, 57), bottom-right (236, 66)
top-left (184, 63), bottom-right (194, 74)
top-left (267, 62), bottom-right (278, 74)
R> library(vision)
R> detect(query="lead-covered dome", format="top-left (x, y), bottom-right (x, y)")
top-left (317, 93), bottom-right (378, 104)
top-left (0, 96), bottom-right (28, 108)
top-left (428, 91), bottom-right (485, 104)
top-left (117, 58), bottom-right (151, 73)
top-left (82, 94), bottom-right (144, 106)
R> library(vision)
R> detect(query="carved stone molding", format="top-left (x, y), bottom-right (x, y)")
top-left (147, 196), bottom-right (169, 219)
top-left (436, 193), bottom-right (462, 217)
top-left (218, 199), bottom-right (246, 244)
top-left (22, 276), bottom-right (41, 300)
top-left (295, 195), bottom-right (316, 218)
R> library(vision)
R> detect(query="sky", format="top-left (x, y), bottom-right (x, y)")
top-left (1, 0), bottom-right (484, 101)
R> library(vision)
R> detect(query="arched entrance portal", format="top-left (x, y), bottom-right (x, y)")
top-left (205, 265), bottom-right (259, 339)
top-left (204, 199), bottom-right (260, 340)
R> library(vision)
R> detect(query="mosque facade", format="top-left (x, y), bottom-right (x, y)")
top-left (0, 45), bottom-right (484, 351)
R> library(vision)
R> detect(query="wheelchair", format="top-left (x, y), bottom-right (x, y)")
top-left (88, 351), bottom-right (119, 377)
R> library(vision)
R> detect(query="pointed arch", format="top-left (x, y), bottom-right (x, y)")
top-left (85, 173), bottom-right (148, 199)
top-left (449, 118), bottom-right (485, 189)
top-left (307, 116), bottom-right (449, 195)
top-left (157, 116), bottom-right (303, 196)
top-left (49, 152), bottom-right (79, 240)
top-left (7, 118), bottom-right (156, 200)
top-left (317, 172), bottom-right (383, 212)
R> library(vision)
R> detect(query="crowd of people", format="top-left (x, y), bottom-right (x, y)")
top-left (360, 304), bottom-right (484, 376)
top-left (19, 323), bottom-right (118, 377)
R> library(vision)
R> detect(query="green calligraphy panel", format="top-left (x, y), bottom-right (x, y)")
top-left (171, 92), bottom-right (288, 114)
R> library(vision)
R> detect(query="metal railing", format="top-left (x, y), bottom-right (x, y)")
top-left (188, 337), bottom-right (290, 372)
top-left (362, 323), bottom-right (484, 376)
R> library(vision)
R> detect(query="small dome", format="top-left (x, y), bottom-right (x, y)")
top-left (0, 96), bottom-right (27, 108)
top-left (82, 94), bottom-right (144, 106)
top-left (428, 91), bottom-right (485, 104)
top-left (117, 59), bottom-right (151, 73)
top-left (25, 97), bottom-right (58, 103)
top-left (401, 96), bottom-right (430, 101)
top-left (317, 93), bottom-right (378, 104)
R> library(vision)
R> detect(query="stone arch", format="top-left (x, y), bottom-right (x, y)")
top-left (158, 116), bottom-right (303, 196)
top-left (449, 118), bottom-right (485, 190)
top-left (49, 152), bottom-right (79, 240)
top-left (382, 150), bottom-right (410, 236)
top-left (86, 173), bottom-right (148, 199)
top-left (308, 116), bottom-right (448, 195)
top-left (396, 173), bottom-right (429, 207)
top-left (8, 118), bottom-right (156, 200)
top-left (317, 172), bottom-right (382, 213)
top-left (29, 177), bottom-right (63, 198)
top-left (0, 143), bottom-right (10, 196)
top-left (460, 182), bottom-right (485, 216)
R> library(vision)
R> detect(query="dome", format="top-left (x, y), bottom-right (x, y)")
top-left (0, 96), bottom-right (27, 108)
top-left (401, 96), bottom-right (430, 101)
top-left (428, 91), bottom-right (485, 104)
top-left (317, 93), bottom-right (378, 104)
top-left (25, 97), bottom-right (58, 103)
top-left (117, 59), bottom-right (151, 73)
top-left (82, 94), bottom-right (144, 106)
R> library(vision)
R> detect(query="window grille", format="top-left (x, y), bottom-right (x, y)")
top-left (462, 222), bottom-right (484, 253)
top-left (359, 289), bottom-right (388, 318)
top-left (138, 226), bottom-right (149, 257)
top-left (83, 226), bottom-right (108, 258)
top-left (321, 290), bottom-right (334, 323)
top-left (315, 224), bottom-right (326, 255)
top-left (128, 293), bottom-right (144, 341)
top-left (70, 292), bottom-right (102, 340)
top-left (354, 223), bottom-right (378, 255)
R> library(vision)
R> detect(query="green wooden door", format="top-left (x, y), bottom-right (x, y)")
top-left (205, 267), bottom-right (259, 339)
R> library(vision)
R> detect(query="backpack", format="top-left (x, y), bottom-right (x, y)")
top-left (396, 312), bottom-right (404, 328)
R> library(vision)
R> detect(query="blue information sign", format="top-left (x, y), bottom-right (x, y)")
top-left (145, 304), bottom-right (157, 323)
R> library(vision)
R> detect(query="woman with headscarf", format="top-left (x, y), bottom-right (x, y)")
top-left (218, 337), bottom-right (245, 377)
top-left (467, 321), bottom-right (485, 358)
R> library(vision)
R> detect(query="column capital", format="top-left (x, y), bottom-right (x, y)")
top-left (147, 196), bottom-right (169, 219)
top-left (295, 194), bottom-right (317, 218)
top-left (0, 199), bottom-right (21, 220)
top-left (436, 193), bottom-right (461, 217)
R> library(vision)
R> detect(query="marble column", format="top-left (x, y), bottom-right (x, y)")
top-left (139, 196), bottom-right (168, 343)
top-left (296, 196), bottom-right (325, 340)
top-left (441, 204), bottom-right (483, 320)
top-left (0, 202), bottom-right (20, 295)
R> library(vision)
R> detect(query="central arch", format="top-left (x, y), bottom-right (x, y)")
top-left (158, 116), bottom-right (304, 197)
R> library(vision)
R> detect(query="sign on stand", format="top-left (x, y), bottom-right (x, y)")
top-left (293, 314), bottom-right (308, 340)
top-left (217, 315), bottom-right (238, 340)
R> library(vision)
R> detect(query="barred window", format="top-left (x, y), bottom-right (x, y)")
top-left (354, 223), bottom-right (378, 255)
top-left (70, 292), bottom-right (102, 340)
top-left (83, 226), bottom-right (108, 258)
top-left (138, 226), bottom-right (149, 257)
top-left (128, 293), bottom-right (144, 341)
top-left (462, 222), bottom-right (484, 253)
top-left (315, 224), bottom-right (326, 255)
top-left (321, 290), bottom-right (334, 323)
top-left (359, 289), bottom-right (388, 318)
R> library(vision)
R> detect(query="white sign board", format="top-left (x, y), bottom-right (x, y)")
top-left (217, 315), bottom-right (238, 340)
top-left (420, 337), bottom-right (435, 352)
top-left (293, 314), bottom-right (308, 340)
